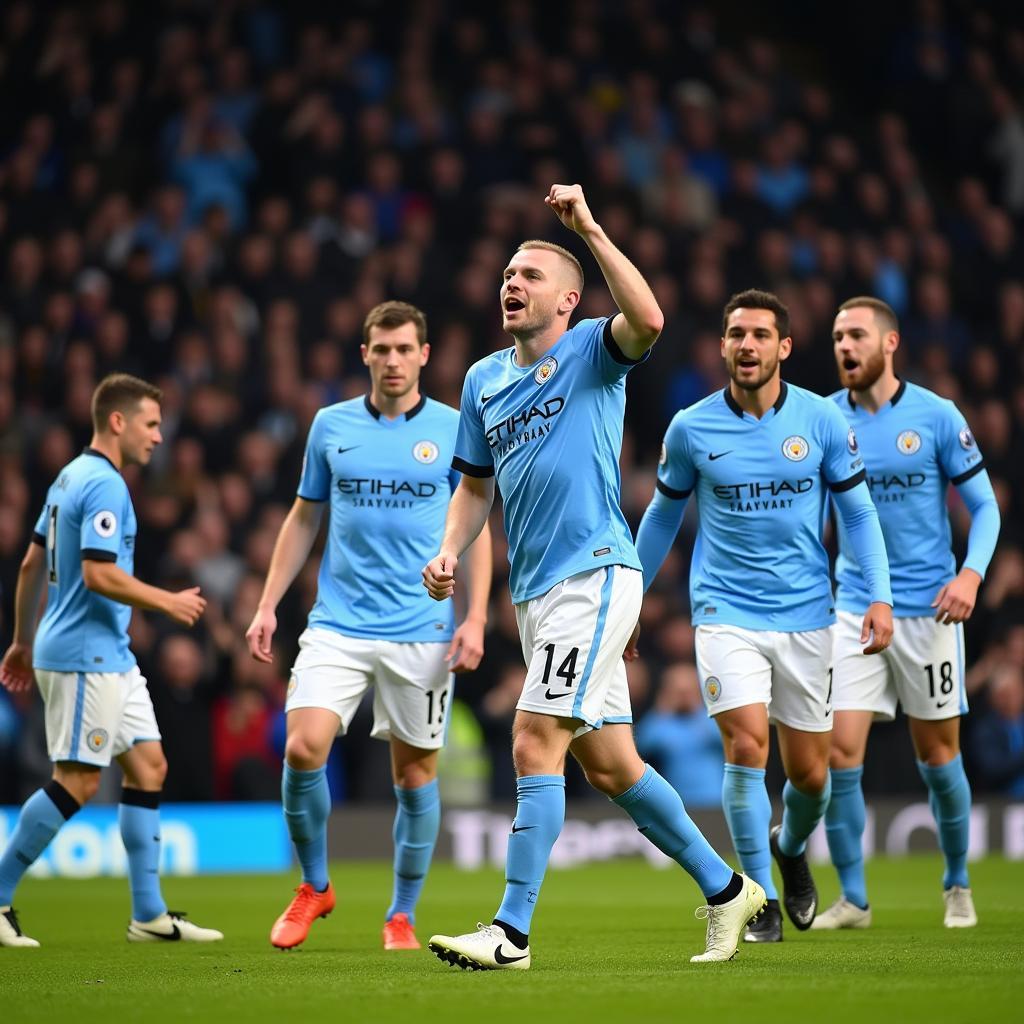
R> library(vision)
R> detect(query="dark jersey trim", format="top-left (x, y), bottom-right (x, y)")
top-left (951, 461), bottom-right (986, 486)
top-left (83, 446), bottom-right (119, 471)
top-left (296, 492), bottom-right (328, 503)
top-left (724, 380), bottom-right (788, 418)
top-left (452, 456), bottom-right (494, 479)
top-left (31, 531), bottom-right (45, 546)
top-left (602, 317), bottom-right (647, 365)
top-left (656, 479), bottom-right (692, 500)
top-left (81, 548), bottom-right (117, 562)
top-left (847, 379), bottom-right (906, 410)
top-left (828, 468), bottom-right (867, 493)
top-left (363, 394), bottom-right (427, 420)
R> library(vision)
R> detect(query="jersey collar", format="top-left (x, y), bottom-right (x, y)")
top-left (363, 394), bottom-right (426, 421)
top-left (83, 446), bottom-right (119, 471)
top-left (723, 380), bottom-right (788, 419)
top-left (846, 378), bottom-right (906, 410)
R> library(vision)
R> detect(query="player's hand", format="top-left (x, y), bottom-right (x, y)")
top-left (545, 183), bottom-right (598, 236)
top-left (423, 552), bottom-right (457, 602)
top-left (0, 643), bottom-right (35, 693)
top-left (245, 606), bottom-right (278, 664)
top-left (165, 586), bottom-right (206, 627)
top-left (860, 602), bottom-right (893, 655)
top-left (447, 616), bottom-right (485, 673)
top-left (931, 569), bottom-right (982, 625)
top-left (623, 621), bottom-right (641, 662)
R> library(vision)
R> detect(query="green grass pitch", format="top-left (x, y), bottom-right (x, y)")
top-left (2, 857), bottom-right (1020, 1024)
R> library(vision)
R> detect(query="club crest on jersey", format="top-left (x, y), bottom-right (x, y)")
top-left (534, 356), bottom-right (558, 385)
top-left (847, 428), bottom-right (859, 455)
top-left (705, 676), bottom-right (722, 703)
top-left (897, 429), bottom-right (921, 455)
top-left (93, 510), bottom-right (117, 537)
top-left (86, 728), bottom-right (109, 752)
top-left (782, 436), bottom-right (809, 461)
top-left (959, 427), bottom-right (976, 450)
top-left (413, 440), bottom-right (439, 464)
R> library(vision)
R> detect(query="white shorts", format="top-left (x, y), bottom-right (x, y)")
top-left (515, 566), bottom-right (642, 733)
top-left (286, 628), bottom-right (454, 750)
top-left (36, 666), bottom-right (161, 767)
top-left (695, 624), bottom-right (835, 732)
top-left (833, 611), bottom-right (967, 721)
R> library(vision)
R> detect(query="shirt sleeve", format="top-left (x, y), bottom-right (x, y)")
top-left (956, 469), bottom-right (1001, 580)
top-left (937, 400), bottom-right (986, 485)
top-left (297, 411), bottom-right (330, 501)
top-left (32, 505), bottom-right (47, 546)
top-left (452, 367), bottom-right (494, 478)
top-left (80, 476), bottom-right (128, 562)
top-left (656, 414), bottom-right (696, 499)
top-left (821, 401), bottom-right (866, 492)
top-left (569, 316), bottom-right (651, 384)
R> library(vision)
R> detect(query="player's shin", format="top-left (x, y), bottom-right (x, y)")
top-left (493, 775), bottom-right (565, 941)
top-left (282, 763), bottom-right (331, 891)
top-left (722, 765), bottom-right (777, 899)
top-left (0, 781), bottom-right (79, 906)
top-left (386, 779), bottom-right (440, 923)
top-left (119, 788), bottom-right (168, 922)
top-left (917, 754), bottom-right (971, 889)
top-left (778, 773), bottom-right (832, 857)
top-left (614, 764), bottom-right (736, 899)
top-left (824, 766), bottom-right (868, 907)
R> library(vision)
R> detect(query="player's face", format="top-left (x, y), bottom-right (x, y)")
top-left (361, 321), bottom-right (429, 399)
top-left (833, 306), bottom-right (889, 391)
top-left (120, 397), bottom-right (163, 467)
top-left (500, 249), bottom-right (575, 337)
top-left (721, 308), bottom-right (791, 390)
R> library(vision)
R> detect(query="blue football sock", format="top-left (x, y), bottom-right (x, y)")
top-left (282, 763), bottom-right (331, 892)
top-left (494, 775), bottom-right (565, 936)
top-left (917, 754), bottom-right (971, 889)
top-left (824, 766), bottom-right (868, 908)
top-left (778, 772), bottom-right (832, 858)
top-left (119, 790), bottom-right (168, 922)
top-left (722, 764), bottom-right (777, 900)
top-left (0, 782), bottom-right (78, 906)
top-left (386, 779), bottom-right (440, 923)
top-left (614, 764), bottom-right (734, 899)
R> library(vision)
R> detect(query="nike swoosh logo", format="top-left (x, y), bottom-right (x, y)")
top-left (544, 689), bottom-right (571, 700)
top-left (936, 699), bottom-right (952, 708)
top-left (511, 824), bottom-right (535, 834)
top-left (493, 946), bottom-right (529, 964)
top-left (337, 445), bottom-right (361, 454)
top-left (138, 923), bottom-right (181, 941)
top-left (430, 729), bottom-right (443, 739)
top-left (708, 451), bottom-right (732, 461)
top-left (481, 393), bottom-right (495, 404)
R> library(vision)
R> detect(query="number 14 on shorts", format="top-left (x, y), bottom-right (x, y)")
top-left (541, 644), bottom-right (580, 700)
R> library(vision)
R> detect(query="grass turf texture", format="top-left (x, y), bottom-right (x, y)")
top-left (2, 857), bottom-right (1019, 1024)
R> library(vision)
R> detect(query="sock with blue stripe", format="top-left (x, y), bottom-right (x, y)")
top-left (722, 764), bottom-right (777, 900)
top-left (824, 766), bottom-right (868, 908)
top-left (778, 772), bottom-right (832, 858)
top-left (386, 779), bottom-right (440, 923)
top-left (494, 775), bottom-right (565, 937)
top-left (119, 789), bottom-right (168, 922)
top-left (614, 764), bottom-right (735, 899)
top-left (282, 763), bottom-right (331, 892)
top-left (0, 781), bottom-right (79, 906)
top-left (918, 754), bottom-right (971, 889)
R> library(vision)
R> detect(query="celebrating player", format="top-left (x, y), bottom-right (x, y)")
top-left (0, 374), bottom-right (221, 947)
top-left (814, 297), bottom-right (1000, 930)
top-left (246, 301), bottom-right (491, 952)
top-left (635, 289), bottom-right (893, 941)
top-left (422, 184), bottom-right (766, 971)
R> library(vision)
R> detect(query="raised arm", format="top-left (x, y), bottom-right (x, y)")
top-left (423, 474), bottom-right (495, 602)
top-left (546, 183), bottom-right (663, 360)
top-left (0, 542), bottom-right (47, 692)
top-left (246, 496), bottom-right (325, 662)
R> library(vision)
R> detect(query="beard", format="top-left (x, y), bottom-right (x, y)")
top-left (727, 351), bottom-right (780, 390)
top-left (837, 345), bottom-right (886, 391)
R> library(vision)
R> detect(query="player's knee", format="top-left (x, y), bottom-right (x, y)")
top-left (512, 729), bottom-right (556, 776)
top-left (726, 733), bottom-right (767, 767)
top-left (285, 732), bottom-right (326, 771)
top-left (789, 762), bottom-right (829, 795)
top-left (394, 759), bottom-right (437, 789)
top-left (150, 755), bottom-right (169, 788)
top-left (56, 768), bottom-right (101, 804)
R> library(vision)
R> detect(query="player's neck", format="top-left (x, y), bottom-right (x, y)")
top-left (728, 376), bottom-right (782, 419)
top-left (851, 371), bottom-right (901, 414)
top-left (88, 434), bottom-right (124, 471)
top-left (510, 322), bottom-right (565, 366)
top-left (369, 387), bottom-right (423, 420)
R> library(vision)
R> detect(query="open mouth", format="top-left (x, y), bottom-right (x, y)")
top-left (504, 298), bottom-right (525, 312)
top-left (737, 359), bottom-right (759, 369)
top-left (842, 358), bottom-right (859, 371)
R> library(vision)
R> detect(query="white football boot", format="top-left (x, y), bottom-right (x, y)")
top-left (691, 874), bottom-right (768, 962)
top-left (942, 887), bottom-right (978, 928)
top-left (428, 922), bottom-right (531, 971)
top-left (811, 897), bottom-right (872, 930)
top-left (0, 906), bottom-right (39, 948)
top-left (127, 910), bottom-right (224, 943)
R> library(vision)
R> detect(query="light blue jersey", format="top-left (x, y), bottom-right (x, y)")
top-left (32, 448), bottom-right (137, 672)
top-left (453, 317), bottom-right (646, 604)
top-left (643, 382), bottom-right (891, 631)
top-left (832, 381), bottom-right (1000, 617)
top-left (298, 395), bottom-right (460, 641)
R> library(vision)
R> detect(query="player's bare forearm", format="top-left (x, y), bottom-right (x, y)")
top-left (441, 476), bottom-right (494, 559)
top-left (11, 543), bottom-right (46, 647)
top-left (256, 497), bottom-right (324, 612)
top-left (83, 561), bottom-right (179, 613)
top-left (457, 517), bottom-right (492, 625)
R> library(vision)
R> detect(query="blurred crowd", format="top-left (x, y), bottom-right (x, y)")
top-left (1, 0), bottom-right (1022, 805)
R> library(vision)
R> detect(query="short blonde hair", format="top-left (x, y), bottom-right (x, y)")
top-left (516, 240), bottom-right (584, 292)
